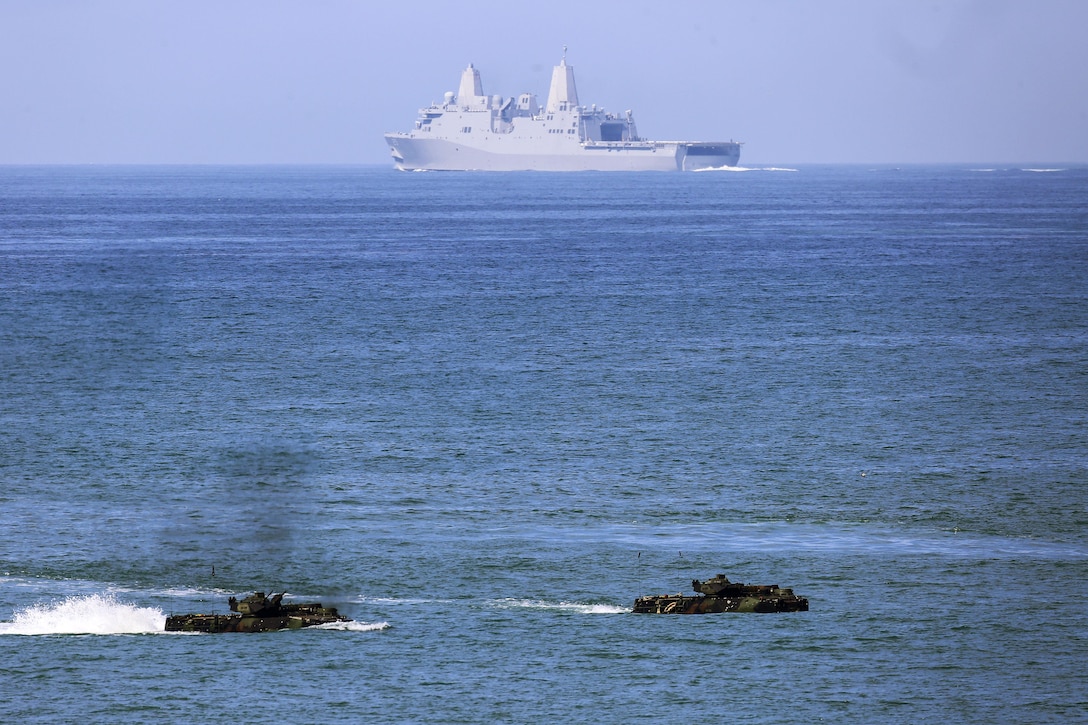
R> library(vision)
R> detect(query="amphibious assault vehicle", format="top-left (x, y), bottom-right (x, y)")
top-left (164, 592), bottom-right (351, 633)
top-left (633, 574), bottom-right (809, 614)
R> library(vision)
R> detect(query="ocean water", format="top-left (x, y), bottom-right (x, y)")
top-left (1, 164), bottom-right (1086, 723)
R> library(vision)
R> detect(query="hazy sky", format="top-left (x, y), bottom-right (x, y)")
top-left (2, 0), bottom-right (1086, 165)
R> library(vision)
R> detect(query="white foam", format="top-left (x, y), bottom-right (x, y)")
top-left (315, 620), bottom-right (391, 632)
top-left (694, 165), bottom-right (749, 172)
top-left (492, 598), bottom-right (628, 614)
top-left (351, 596), bottom-right (452, 606)
top-left (1, 593), bottom-right (166, 635)
top-left (694, 165), bottom-right (799, 173)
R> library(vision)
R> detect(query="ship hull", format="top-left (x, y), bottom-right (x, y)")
top-left (386, 135), bottom-right (684, 171)
top-left (681, 142), bottom-right (743, 171)
top-left (386, 135), bottom-right (740, 172)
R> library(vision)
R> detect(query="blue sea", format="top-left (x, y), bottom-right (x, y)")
top-left (1, 164), bottom-right (1086, 723)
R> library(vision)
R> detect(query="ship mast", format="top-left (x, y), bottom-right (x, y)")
top-left (545, 48), bottom-right (579, 113)
top-left (457, 63), bottom-right (487, 110)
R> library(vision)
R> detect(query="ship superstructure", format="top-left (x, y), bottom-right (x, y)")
top-left (384, 54), bottom-right (740, 171)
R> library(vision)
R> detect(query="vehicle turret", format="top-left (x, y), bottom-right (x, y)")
top-left (229, 591), bottom-right (285, 615)
top-left (693, 574), bottom-right (745, 596)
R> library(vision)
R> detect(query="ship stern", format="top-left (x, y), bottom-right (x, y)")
top-left (680, 142), bottom-right (741, 171)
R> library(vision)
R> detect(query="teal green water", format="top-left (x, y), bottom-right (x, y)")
top-left (1, 166), bottom-right (1086, 722)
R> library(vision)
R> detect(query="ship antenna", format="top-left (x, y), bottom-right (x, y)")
top-left (562, 45), bottom-right (567, 64)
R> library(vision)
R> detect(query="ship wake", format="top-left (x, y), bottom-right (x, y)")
top-left (695, 165), bottom-right (799, 172)
top-left (491, 598), bottom-right (628, 614)
top-left (314, 619), bottom-right (391, 632)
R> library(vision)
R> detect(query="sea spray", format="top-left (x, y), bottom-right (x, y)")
top-left (1, 593), bottom-right (165, 635)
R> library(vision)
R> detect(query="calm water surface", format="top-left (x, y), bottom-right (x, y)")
top-left (1, 165), bottom-right (1086, 723)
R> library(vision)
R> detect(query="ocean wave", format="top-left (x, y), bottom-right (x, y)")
top-left (544, 521), bottom-right (1088, 560)
top-left (0, 593), bottom-right (165, 635)
top-left (967, 167), bottom-right (1068, 173)
top-left (351, 596), bottom-right (454, 606)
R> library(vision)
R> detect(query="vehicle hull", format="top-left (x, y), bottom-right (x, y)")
top-left (164, 611), bottom-right (349, 632)
top-left (632, 593), bottom-right (809, 614)
top-left (633, 574), bottom-right (809, 614)
top-left (164, 593), bottom-right (351, 633)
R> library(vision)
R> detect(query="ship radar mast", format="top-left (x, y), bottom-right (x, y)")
top-left (457, 63), bottom-right (487, 109)
top-left (546, 47), bottom-right (579, 113)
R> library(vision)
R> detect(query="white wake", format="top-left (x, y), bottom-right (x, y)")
top-left (694, 165), bottom-right (799, 172)
top-left (315, 619), bottom-right (391, 632)
top-left (492, 598), bottom-right (628, 614)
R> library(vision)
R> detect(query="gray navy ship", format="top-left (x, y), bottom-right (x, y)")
top-left (385, 52), bottom-right (741, 171)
